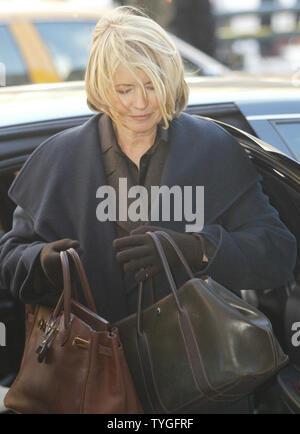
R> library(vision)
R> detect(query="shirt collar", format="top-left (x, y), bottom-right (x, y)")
top-left (98, 113), bottom-right (169, 155)
top-left (98, 113), bottom-right (116, 154)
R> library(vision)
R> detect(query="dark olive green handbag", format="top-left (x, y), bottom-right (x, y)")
top-left (116, 231), bottom-right (288, 414)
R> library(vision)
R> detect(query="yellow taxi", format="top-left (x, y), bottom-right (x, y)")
top-left (0, 0), bottom-right (230, 86)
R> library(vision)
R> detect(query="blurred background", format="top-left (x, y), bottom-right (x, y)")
top-left (115, 0), bottom-right (300, 74)
top-left (0, 0), bottom-right (300, 85)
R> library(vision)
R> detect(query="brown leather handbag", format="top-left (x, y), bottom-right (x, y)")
top-left (4, 248), bottom-right (143, 414)
top-left (116, 231), bottom-right (289, 414)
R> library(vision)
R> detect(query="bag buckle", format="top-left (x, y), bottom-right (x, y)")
top-left (36, 319), bottom-right (60, 363)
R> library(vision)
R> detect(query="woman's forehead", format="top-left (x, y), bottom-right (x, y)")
top-left (113, 65), bottom-right (151, 86)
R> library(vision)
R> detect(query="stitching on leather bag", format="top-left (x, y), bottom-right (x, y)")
top-left (177, 310), bottom-right (205, 395)
top-left (177, 308), bottom-right (246, 400)
top-left (98, 343), bottom-right (112, 357)
top-left (139, 358), bottom-right (254, 413)
top-left (143, 332), bottom-right (170, 413)
top-left (172, 376), bottom-right (252, 413)
top-left (80, 332), bottom-right (94, 414)
top-left (180, 306), bottom-right (224, 394)
top-left (141, 331), bottom-right (170, 413)
top-left (201, 365), bottom-right (280, 403)
top-left (135, 331), bottom-right (156, 413)
top-left (200, 378), bottom-right (254, 403)
top-left (112, 335), bottom-right (127, 414)
top-left (182, 286), bottom-right (279, 396)
top-left (181, 306), bottom-right (252, 398)
top-left (177, 375), bottom-right (256, 411)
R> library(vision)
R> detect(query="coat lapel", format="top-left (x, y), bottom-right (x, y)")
top-left (148, 113), bottom-right (261, 233)
top-left (148, 114), bottom-right (203, 233)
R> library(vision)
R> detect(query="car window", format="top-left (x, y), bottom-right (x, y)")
top-left (34, 21), bottom-right (96, 81)
top-left (0, 25), bottom-right (30, 86)
top-left (35, 21), bottom-right (203, 82)
top-left (274, 121), bottom-right (300, 161)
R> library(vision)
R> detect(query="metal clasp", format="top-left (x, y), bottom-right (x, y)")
top-left (72, 336), bottom-right (89, 349)
top-left (36, 318), bottom-right (60, 363)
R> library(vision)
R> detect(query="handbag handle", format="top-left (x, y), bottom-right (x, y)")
top-left (66, 248), bottom-right (98, 313)
top-left (137, 231), bottom-right (195, 336)
top-left (52, 249), bottom-right (97, 329)
top-left (51, 251), bottom-right (72, 329)
top-left (154, 231), bottom-right (194, 279)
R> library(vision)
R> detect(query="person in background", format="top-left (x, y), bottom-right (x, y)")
top-left (113, 0), bottom-right (175, 30)
top-left (170, 0), bottom-right (216, 57)
top-left (115, 0), bottom-right (217, 57)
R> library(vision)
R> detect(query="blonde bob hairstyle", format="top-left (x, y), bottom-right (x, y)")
top-left (85, 6), bottom-right (189, 129)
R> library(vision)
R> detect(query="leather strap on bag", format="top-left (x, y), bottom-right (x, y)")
top-left (136, 231), bottom-right (217, 411)
top-left (137, 230), bottom-right (195, 329)
top-left (66, 248), bottom-right (98, 313)
top-left (51, 250), bottom-right (98, 329)
top-left (154, 231), bottom-right (195, 279)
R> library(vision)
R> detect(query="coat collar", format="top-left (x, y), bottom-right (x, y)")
top-left (9, 111), bottom-right (260, 232)
top-left (98, 113), bottom-right (168, 154)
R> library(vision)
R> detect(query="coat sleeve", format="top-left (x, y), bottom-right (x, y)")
top-left (197, 181), bottom-right (297, 291)
top-left (0, 206), bottom-right (60, 304)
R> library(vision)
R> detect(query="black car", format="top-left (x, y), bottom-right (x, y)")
top-left (0, 77), bottom-right (300, 413)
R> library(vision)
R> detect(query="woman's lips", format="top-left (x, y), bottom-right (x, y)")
top-left (130, 113), bottom-right (152, 120)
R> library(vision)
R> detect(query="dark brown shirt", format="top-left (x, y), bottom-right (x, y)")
top-left (98, 114), bottom-right (215, 283)
top-left (98, 114), bottom-right (170, 238)
top-left (98, 114), bottom-right (173, 298)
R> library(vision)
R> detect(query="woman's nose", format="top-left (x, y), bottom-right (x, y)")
top-left (134, 87), bottom-right (148, 110)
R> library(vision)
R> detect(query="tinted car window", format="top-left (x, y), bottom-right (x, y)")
top-left (274, 121), bottom-right (300, 160)
top-left (34, 21), bottom-right (96, 81)
top-left (35, 21), bottom-right (203, 81)
top-left (0, 25), bottom-right (30, 86)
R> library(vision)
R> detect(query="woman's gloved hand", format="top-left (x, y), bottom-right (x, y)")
top-left (39, 239), bottom-right (83, 288)
top-left (113, 226), bottom-right (204, 282)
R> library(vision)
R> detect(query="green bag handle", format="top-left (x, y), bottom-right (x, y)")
top-left (137, 230), bottom-right (195, 336)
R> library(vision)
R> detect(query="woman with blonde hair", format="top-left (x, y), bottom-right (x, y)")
top-left (0, 7), bottom-right (296, 413)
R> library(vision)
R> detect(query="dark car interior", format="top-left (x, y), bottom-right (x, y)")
top-left (0, 105), bottom-right (300, 413)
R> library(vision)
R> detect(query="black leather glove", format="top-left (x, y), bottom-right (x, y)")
top-left (113, 226), bottom-right (204, 282)
top-left (39, 239), bottom-right (83, 289)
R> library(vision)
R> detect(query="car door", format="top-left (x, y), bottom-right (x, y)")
top-left (271, 118), bottom-right (300, 162)
top-left (239, 104), bottom-right (300, 162)
top-left (215, 120), bottom-right (300, 352)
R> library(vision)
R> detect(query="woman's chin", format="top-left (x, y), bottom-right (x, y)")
top-left (128, 119), bottom-right (158, 134)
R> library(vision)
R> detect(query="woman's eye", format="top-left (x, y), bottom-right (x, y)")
top-left (117, 89), bottom-right (132, 95)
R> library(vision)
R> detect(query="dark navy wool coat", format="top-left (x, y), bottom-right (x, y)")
top-left (0, 112), bottom-right (297, 322)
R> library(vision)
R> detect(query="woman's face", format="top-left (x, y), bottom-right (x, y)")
top-left (109, 65), bottom-right (162, 135)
